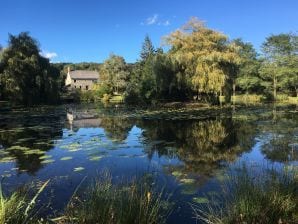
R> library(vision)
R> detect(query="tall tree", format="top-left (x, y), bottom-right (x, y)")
top-left (140, 35), bottom-right (155, 62)
top-left (0, 32), bottom-right (60, 105)
top-left (260, 33), bottom-right (298, 100)
top-left (233, 39), bottom-right (262, 95)
top-left (100, 54), bottom-right (129, 94)
top-left (165, 17), bottom-right (241, 104)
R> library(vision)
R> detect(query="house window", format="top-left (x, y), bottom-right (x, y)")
top-left (79, 86), bottom-right (82, 89)
top-left (86, 85), bottom-right (89, 90)
top-left (74, 80), bottom-right (76, 83)
top-left (74, 86), bottom-right (76, 88)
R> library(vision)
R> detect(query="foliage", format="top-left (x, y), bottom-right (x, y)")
top-left (100, 54), bottom-right (130, 94)
top-left (124, 36), bottom-right (191, 104)
top-left (58, 172), bottom-right (171, 224)
top-left (0, 32), bottom-right (60, 105)
top-left (165, 17), bottom-right (241, 103)
top-left (0, 180), bottom-right (49, 224)
top-left (194, 165), bottom-right (298, 224)
top-left (233, 39), bottom-right (263, 94)
top-left (260, 33), bottom-right (298, 100)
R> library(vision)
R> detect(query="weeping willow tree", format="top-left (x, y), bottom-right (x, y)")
top-left (165, 18), bottom-right (241, 104)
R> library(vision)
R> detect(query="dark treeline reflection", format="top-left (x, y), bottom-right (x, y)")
top-left (100, 117), bottom-right (134, 142)
top-left (259, 111), bottom-right (298, 163)
top-left (0, 108), bottom-right (64, 174)
top-left (136, 117), bottom-right (257, 178)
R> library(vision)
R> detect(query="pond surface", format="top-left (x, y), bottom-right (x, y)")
top-left (0, 104), bottom-right (297, 223)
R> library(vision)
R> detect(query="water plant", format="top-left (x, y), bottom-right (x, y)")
top-left (0, 180), bottom-right (49, 224)
top-left (193, 165), bottom-right (298, 224)
top-left (55, 172), bottom-right (172, 224)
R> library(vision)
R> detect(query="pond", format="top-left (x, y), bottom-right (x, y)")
top-left (0, 104), bottom-right (297, 223)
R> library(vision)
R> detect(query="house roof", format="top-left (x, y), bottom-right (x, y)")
top-left (69, 70), bottom-right (99, 80)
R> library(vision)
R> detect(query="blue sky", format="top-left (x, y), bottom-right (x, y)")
top-left (1, 0), bottom-right (297, 63)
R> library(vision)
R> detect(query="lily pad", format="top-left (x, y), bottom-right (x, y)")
top-left (41, 159), bottom-right (55, 164)
top-left (180, 178), bottom-right (195, 184)
top-left (193, 197), bottom-right (209, 204)
top-left (60, 156), bottom-right (73, 161)
top-left (74, 167), bottom-right (85, 172)
top-left (172, 171), bottom-right (183, 177)
top-left (89, 156), bottom-right (103, 161)
top-left (39, 155), bottom-right (52, 160)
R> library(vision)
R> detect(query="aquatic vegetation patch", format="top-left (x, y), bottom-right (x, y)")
top-left (0, 156), bottom-right (15, 163)
top-left (41, 159), bottom-right (55, 164)
top-left (57, 172), bottom-right (172, 224)
top-left (60, 156), bottom-right (73, 161)
top-left (193, 165), bottom-right (298, 224)
top-left (88, 155), bottom-right (103, 161)
top-left (39, 155), bottom-right (52, 160)
top-left (0, 180), bottom-right (49, 224)
top-left (73, 167), bottom-right (85, 172)
top-left (193, 197), bottom-right (209, 204)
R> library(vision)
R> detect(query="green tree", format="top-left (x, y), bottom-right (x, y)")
top-left (165, 17), bottom-right (241, 104)
top-left (233, 39), bottom-right (262, 95)
top-left (140, 34), bottom-right (155, 62)
top-left (100, 54), bottom-right (129, 94)
top-left (260, 33), bottom-right (298, 100)
top-left (125, 35), bottom-right (157, 104)
top-left (0, 32), bottom-right (60, 105)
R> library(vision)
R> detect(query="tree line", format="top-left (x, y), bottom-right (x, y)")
top-left (0, 18), bottom-right (297, 105)
top-left (95, 18), bottom-right (298, 105)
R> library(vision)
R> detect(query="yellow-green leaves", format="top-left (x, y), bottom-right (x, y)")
top-left (165, 17), bottom-right (241, 95)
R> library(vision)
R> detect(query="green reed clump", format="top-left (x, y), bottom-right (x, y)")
top-left (58, 173), bottom-right (171, 224)
top-left (194, 165), bottom-right (298, 224)
top-left (0, 180), bottom-right (49, 224)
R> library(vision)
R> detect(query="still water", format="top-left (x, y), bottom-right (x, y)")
top-left (0, 104), bottom-right (297, 223)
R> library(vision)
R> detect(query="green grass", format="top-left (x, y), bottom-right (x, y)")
top-left (56, 172), bottom-right (171, 224)
top-left (193, 165), bottom-right (298, 224)
top-left (0, 180), bottom-right (49, 224)
top-left (231, 94), bottom-right (264, 104)
top-left (109, 95), bottom-right (124, 103)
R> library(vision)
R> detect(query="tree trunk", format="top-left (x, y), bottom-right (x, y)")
top-left (232, 82), bottom-right (236, 104)
top-left (273, 76), bottom-right (277, 101)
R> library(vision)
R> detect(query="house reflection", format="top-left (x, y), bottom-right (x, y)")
top-left (66, 111), bottom-right (102, 131)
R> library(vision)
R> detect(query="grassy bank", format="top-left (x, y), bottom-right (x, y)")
top-left (54, 173), bottom-right (171, 224)
top-left (194, 165), bottom-right (298, 224)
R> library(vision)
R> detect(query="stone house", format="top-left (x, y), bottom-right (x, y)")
top-left (65, 67), bottom-right (99, 91)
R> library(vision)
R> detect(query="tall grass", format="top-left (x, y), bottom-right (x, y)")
top-left (0, 180), bottom-right (49, 224)
top-left (194, 165), bottom-right (298, 224)
top-left (56, 172), bottom-right (171, 224)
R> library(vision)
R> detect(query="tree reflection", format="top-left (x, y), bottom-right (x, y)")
top-left (0, 109), bottom-right (63, 174)
top-left (100, 117), bottom-right (134, 142)
top-left (260, 112), bottom-right (298, 162)
top-left (137, 117), bottom-right (257, 184)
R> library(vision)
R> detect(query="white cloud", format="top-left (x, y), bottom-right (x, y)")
top-left (141, 14), bottom-right (171, 26)
top-left (158, 20), bottom-right (170, 26)
top-left (146, 14), bottom-right (158, 25)
top-left (40, 51), bottom-right (58, 60)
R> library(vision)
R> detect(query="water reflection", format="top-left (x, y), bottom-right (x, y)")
top-left (0, 109), bottom-right (64, 174)
top-left (0, 105), bottom-right (297, 179)
top-left (259, 112), bottom-right (298, 163)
